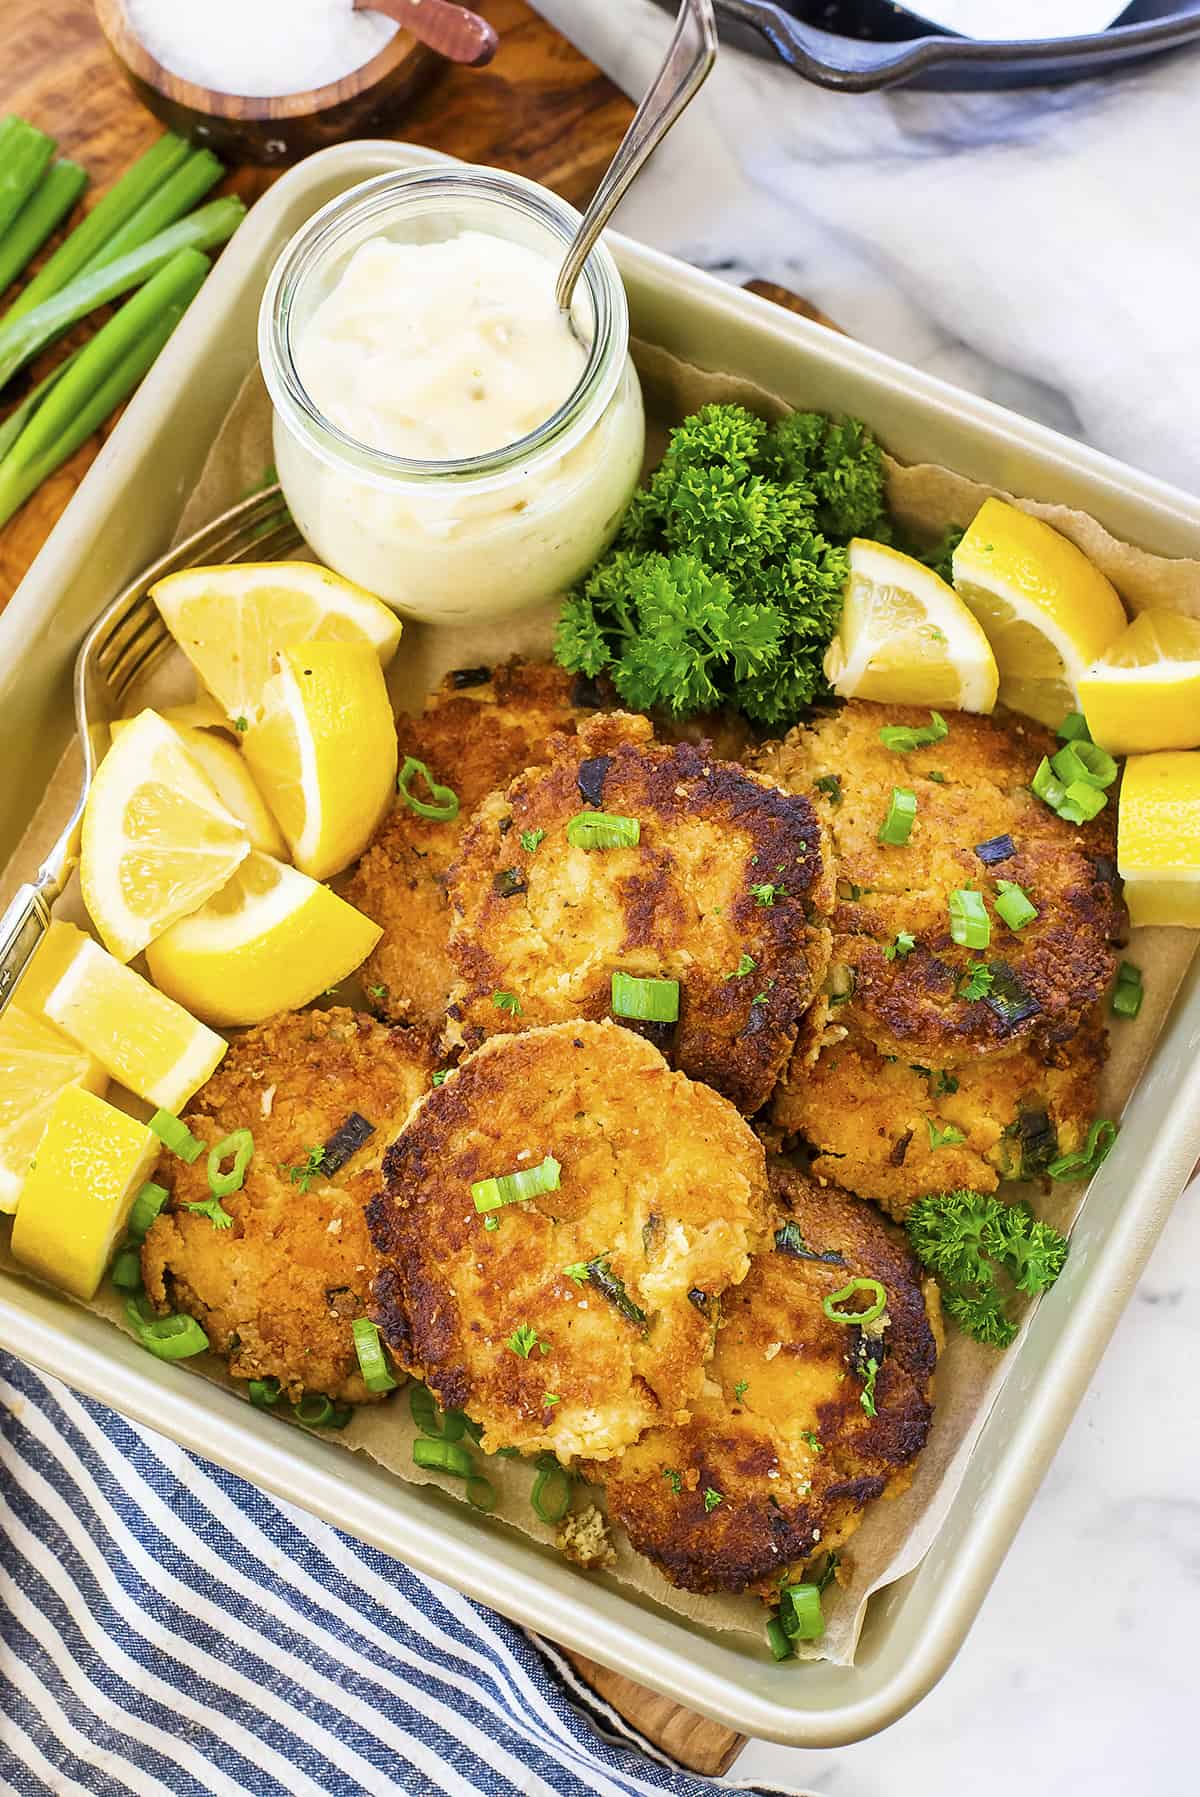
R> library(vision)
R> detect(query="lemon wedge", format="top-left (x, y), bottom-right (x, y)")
top-left (80, 709), bottom-right (251, 963)
top-left (1077, 609), bottom-right (1200, 756)
top-left (111, 716), bottom-right (287, 857)
top-left (11, 919), bottom-right (91, 1015)
top-left (824, 539), bottom-right (999, 712)
top-left (145, 851), bottom-right (382, 1027)
top-left (151, 562), bottom-right (403, 726)
top-left (1117, 750), bottom-right (1200, 928)
top-left (952, 499), bottom-right (1128, 728)
top-left (242, 641), bottom-right (397, 881)
top-left (0, 1006), bottom-right (107, 1213)
top-left (10, 1085), bottom-right (159, 1299)
top-left (41, 933), bottom-right (226, 1111)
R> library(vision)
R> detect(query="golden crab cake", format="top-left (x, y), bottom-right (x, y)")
top-left (444, 713), bottom-right (834, 1115)
top-left (771, 1007), bottom-right (1106, 1221)
top-left (595, 1165), bottom-right (939, 1596)
top-left (344, 660), bottom-right (604, 1028)
top-left (757, 701), bottom-right (1124, 1067)
top-left (141, 1008), bottom-right (435, 1403)
top-left (367, 1020), bottom-right (771, 1460)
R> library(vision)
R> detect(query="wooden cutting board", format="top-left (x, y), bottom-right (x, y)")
top-left (0, 2), bottom-right (843, 1772)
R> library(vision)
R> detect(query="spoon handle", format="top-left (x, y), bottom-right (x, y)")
top-left (355, 0), bottom-right (499, 67)
top-left (555, 0), bottom-right (716, 315)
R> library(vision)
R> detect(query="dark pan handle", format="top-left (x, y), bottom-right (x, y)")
top-left (713, 0), bottom-right (949, 89)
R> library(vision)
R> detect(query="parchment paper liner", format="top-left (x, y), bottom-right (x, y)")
top-left (2, 340), bottom-right (1195, 1665)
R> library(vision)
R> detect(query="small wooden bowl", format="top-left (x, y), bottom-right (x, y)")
top-left (94, 0), bottom-right (440, 166)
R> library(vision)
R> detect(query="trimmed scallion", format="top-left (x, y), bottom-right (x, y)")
top-left (397, 755), bottom-right (459, 821)
top-left (412, 1438), bottom-right (476, 1478)
top-left (948, 888), bottom-right (991, 950)
top-left (0, 118), bottom-right (54, 244)
top-left (351, 1317), bottom-right (398, 1394)
top-left (778, 1582), bottom-right (824, 1642)
top-left (0, 159), bottom-right (87, 299)
top-left (565, 811), bottom-right (640, 851)
top-left (471, 1154), bottom-right (561, 1213)
top-left (127, 1180), bottom-right (170, 1242)
top-left (409, 1383), bottom-right (468, 1440)
top-left (1111, 961), bottom-right (1143, 1019)
top-left (821, 1277), bottom-right (887, 1326)
top-left (125, 1295), bottom-right (208, 1361)
top-left (610, 971), bottom-right (679, 1022)
top-left (994, 880), bottom-right (1038, 931)
top-left (148, 1108), bottom-right (204, 1164)
top-left (877, 786), bottom-right (917, 847)
top-left (531, 1462), bottom-right (572, 1525)
top-left (206, 1125), bottom-right (254, 1198)
top-left (91, 148), bottom-right (223, 271)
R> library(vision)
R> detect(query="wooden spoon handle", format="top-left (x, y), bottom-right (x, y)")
top-left (355, 0), bottom-right (498, 67)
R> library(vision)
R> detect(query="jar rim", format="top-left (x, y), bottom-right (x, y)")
top-left (258, 166), bottom-right (629, 489)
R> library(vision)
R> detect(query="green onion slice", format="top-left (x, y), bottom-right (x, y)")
top-left (878, 711), bottom-right (948, 753)
top-left (147, 1109), bottom-right (204, 1163)
top-left (351, 1317), bottom-right (398, 1394)
top-left (248, 1377), bottom-right (282, 1409)
top-left (398, 756), bottom-right (459, 822)
top-left (293, 1393), bottom-right (335, 1427)
top-left (125, 1295), bottom-right (208, 1361)
top-left (994, 880), bottom-right (1038, 931)
top-left (1111, 961), bottom-right (1143, 1019)
top-left (610, 971), bottom-right (680, 1023)
top-left (206, 1128), bottom-right (253, 1198)
top-left (1031, 756), bottom-right (1068, 813)
top-left (565, 811), bottom-right (641, 851)
top-left (822, 1277), bottom-right (887, 1326)
top-left (472, 1153), bottom-right (561, 1214)
top-left (1051, 741), bottom-right (1117, 791)
top-left (778, 1582), bottom-right (824, 1642)
top-left (109, 1246), bottom-right (143, 1292)
top-left (1057, 711), bottom-right (1092, 743)
top-left (1047, 1118), bottom-right (1118, 1181)
top-left (466, 1476), bottom-right (497, 1512)
top-left (1058, 780), bottom-right (1107, 824)
top-left (409, 1382), bottom-right (468, 1440)
top-left (412, 1438), bottom-right (476, 1478)
top-left (531, 1463), bottom-right (572, 1525)
top-left (127, 1180), bottom-right (169, 1243)
top-left (766, 1615), bottom-right (794, 1661)
top-left (877, 786), bottom-right (917, 846)
top-left (948, 888), bottom-right (991, 949)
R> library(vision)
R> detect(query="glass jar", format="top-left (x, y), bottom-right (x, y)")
top-left (258, 167), bottom-right (645, 623)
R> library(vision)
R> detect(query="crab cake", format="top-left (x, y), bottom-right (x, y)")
top-left (757, 701), bottom-right (1124, 1066)
top-left (367, 1020), bottom-right (771, 1460)
top-left (443, 713), bottom-right (834, 1114)
top-left (771, 1007), bottom-right (1106, 1221)
top-left (345, 660), bottom-right (603, 1029)
top-left (595, 1164), bottom-right (938, 1596)
top-left (142, 1008), bottom-right (435, 1403)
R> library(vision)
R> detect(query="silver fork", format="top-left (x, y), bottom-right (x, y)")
top-left (0, 484), bottom-right (303, 1017)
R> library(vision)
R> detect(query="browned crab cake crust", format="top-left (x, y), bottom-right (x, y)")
top-left (141, 1007), bottom-right (435, 1403)
top-left (757, 701), bottom-right (1124, 1066)
top-left (366, 1019), bottom-right (771, 1460)
top-left (771, 1006), bottom-right (1107, 1221)
top-left (593, 1164), bottom-right (939, 1597)
top-left (343, 660), bottom-right (604, 1029)
top-left (443, 713), bottom-right (834, 1115)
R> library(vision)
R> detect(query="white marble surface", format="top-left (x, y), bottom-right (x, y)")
top-left (533, 5), bottom-right (1200, 1791)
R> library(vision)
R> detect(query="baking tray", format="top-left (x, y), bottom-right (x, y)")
top-left (2, 140), bottom-right (1200, 1747)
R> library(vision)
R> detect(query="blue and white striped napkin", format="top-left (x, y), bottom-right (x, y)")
top-left (0, 1354), bottom-right (806, 1796)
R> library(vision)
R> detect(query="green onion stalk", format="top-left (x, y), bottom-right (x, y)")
top-left (0, 117), bottom-right (55, 242)
top-left (0, 159), bottom-right (87, 298)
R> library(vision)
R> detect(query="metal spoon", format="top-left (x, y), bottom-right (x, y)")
top-left (353, 0), bottom-right (499, 67)
top-left (555, 0), bottom-right (717, 322)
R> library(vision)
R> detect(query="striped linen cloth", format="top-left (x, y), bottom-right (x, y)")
top-left (0, 1354), bottom-right (806, 1797)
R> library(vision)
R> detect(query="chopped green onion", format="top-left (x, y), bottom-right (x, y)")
top-left (814, 774), bottom-right (842, 806)
top-left (994, 880), bottom-right (1038, 931)
top-left (125, 1295), bottom-right (208, 1361)
top-left (409, 1383), bottom-right (467, 1440)
top-left (292, 1393), bottom-right (335, 1428)
top-left (565, 810), bottom-right (640, 851)
top-left (822, 1278), bottom-right (887, 1325)
top-left (1031, 756), bottom-right (1068, 812)
top-left (860, 1359), bottom-right (880, 1418)
top-left (148, 1109), bottom-right (204, 1163)
top-left (248, 1377), bottom-right (282, 1409)
top-left (351, 1317), bottom-right (398, 1394)
top-left (531, 1463), bottom-right (572, 1525)
top-left (948, 888), bottom-right (991, 949)
top-left (610, 971), bottom-right (679, 1023)
top-left (1057, 711), bottom-right (1092, 743)
top-left (471, 1154), bottom-right (561, 1213)
top-left (1051, 741), bottom-right (1117, 791)
top-left (483, 1216), bottom-right (499, 1232)
top-left (879, 712), bottom-right (948, 753)
top-left (397, 756), bottom-right (459, 821)
top-left (778, 1582), bottom-right (824, 1642)
top-left (207, 1128), bottom-right (253, 1198)
top-left (1112, 961), bottom-right (1143, 1019)
top-left (109, 1246), bottom-right (143, 1291)
top-left (1047, 1118), bottom-right (1118, 1181)
top-left (877, 786), bottom-right (917, 846)
top-left (412, 1438), bottom-right (476, 1478)
top-left (766, 1614), bottom-right (794, 1660)
top-left (926, 1119), bottom-right (967, 1150)
top-left (1058, 780), bottom-right (1107, 824)
top-left (466, 1476), bottom-right (497, 1512)
top-left (127, 1180), bottom-right (169, 1243)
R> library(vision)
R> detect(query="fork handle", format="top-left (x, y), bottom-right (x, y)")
top-left (0, 878), bottom-right (58, 1016)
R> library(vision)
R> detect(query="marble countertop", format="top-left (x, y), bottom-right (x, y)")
top-left (535, 6), bottom-right (1200, 1791)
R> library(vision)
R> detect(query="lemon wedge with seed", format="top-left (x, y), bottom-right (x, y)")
top-left (1078, 609), bottom-right (1200, 756)
top-left (151, 562), bottom-right (402, 726)
top-left (242, 641), bottom-right (397, 881)
top-left (81, 709), bottom-right (251, 962)
top-left (10, 1085), bottom-right (159, 1299)
top-left (824, 539), bottom-right (999, 713)
top-left (952, 499), bottom-right (1127, 728)
top-left (1117, 750), bottom-right (1200, 928)
top-left (146, 851), bottom-right (382, 1028)
top-left (0, 1006), bottom-right (107, 1213)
